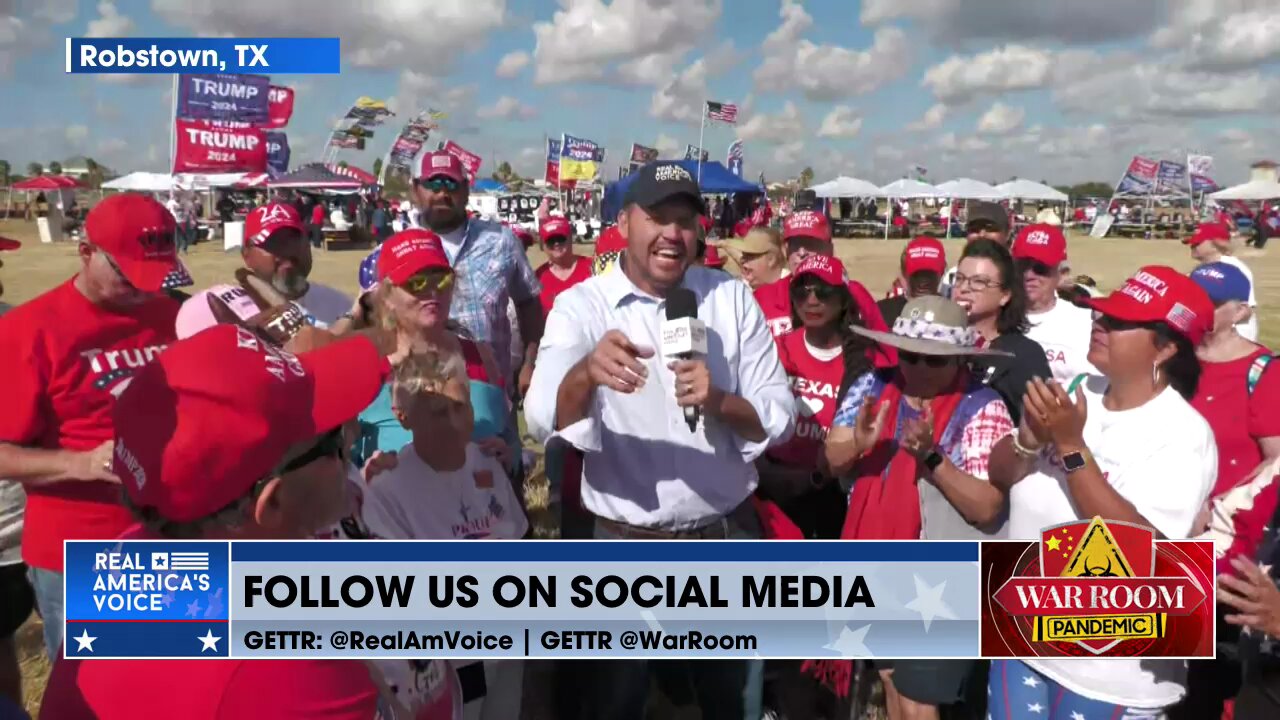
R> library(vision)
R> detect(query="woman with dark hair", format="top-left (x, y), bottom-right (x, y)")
top-left (987, 266), bottom-right (1218, 718)
top-left (952, 238), bottom-right (1051, 425)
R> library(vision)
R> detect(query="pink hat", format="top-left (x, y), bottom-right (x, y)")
top-left (85, 193), bottom-right (178, 292)
top-left (1085, 265), bottom-right (1214, 346)
top-left (245, 202), bottom-right (304, 247)
top-left (783, 211), bottom-right (832, 243)
top-left (377, 229), bottom-right (451, 284)
top-left (114, 324), bottom-right (389, 522)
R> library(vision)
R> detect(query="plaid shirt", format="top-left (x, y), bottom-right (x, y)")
top-left (448, 219), bottom-right (541, 381)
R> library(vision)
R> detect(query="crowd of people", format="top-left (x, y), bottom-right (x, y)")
top-left (0, 155), bottom-right (1279, 720)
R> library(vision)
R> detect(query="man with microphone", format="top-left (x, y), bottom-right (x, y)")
top-left (526, 161), bottom-right (795, 720)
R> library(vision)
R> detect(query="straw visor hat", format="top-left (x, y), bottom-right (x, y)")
top-left (850, 296), bottom-right (1012, 357)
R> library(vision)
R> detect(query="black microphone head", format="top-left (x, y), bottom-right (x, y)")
top-left (665, 287), bottom-right (698, 320)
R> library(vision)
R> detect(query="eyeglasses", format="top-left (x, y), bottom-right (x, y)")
top-left (1016, 258), bottom-right (1054, 277)
top-left (97, 247), bottom-right (138, 290)
top-left (402, 270), bottom-right (453, 295)
top-left (276, 427), bottom-right (346, 476)
top-left (1093, 314), bottom-right (1146, 333)
top-left (790, 280), bottom-right (840, 303)
top-left (952, 272), bottom-right (1001, 291)
top-left (416, 177), bottom-right (461, 193)
top-left (900, 351), bottom-right (951, 368)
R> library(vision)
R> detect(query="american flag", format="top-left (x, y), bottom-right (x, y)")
top-left (706, 101), bottom-right (739, 124)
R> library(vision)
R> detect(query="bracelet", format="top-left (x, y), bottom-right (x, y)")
top-left (1011, 433), bottom-right (1042, 459)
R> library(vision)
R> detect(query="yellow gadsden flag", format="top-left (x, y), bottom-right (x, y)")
top-left (354, 97), bottom-right (390, 111)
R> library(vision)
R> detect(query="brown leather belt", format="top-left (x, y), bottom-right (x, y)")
top-left (593, 500), bottom-right (755, 540)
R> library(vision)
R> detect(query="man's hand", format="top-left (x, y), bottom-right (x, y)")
top-left (669, 358), bottom-right (720, 411)
top-left (361, 451), bottom-right (398, 484)
top-left (585, 330), bottom-right (653, 393)
top-left (68, 441), bottom-right (120, 484)
top-left (853, 396), bottom-right (889, 454)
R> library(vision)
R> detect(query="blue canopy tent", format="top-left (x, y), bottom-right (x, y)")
top-left (472, 178), bottom-right (507, 193)
top-left (602, 160), bottom-right (760, 223)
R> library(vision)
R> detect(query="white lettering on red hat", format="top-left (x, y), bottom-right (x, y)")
top-left (432, 155), bottom-right (452, 168)
top-left (1025, 230), bottom-right (1051, 246)
top-left (789, 212), bottom-right (822, 229)
top-left (908, 246), bottom-right (940, 259)
top-left (256, 203), bottom-right (293, 226)
top-left (654, 165), bottom-right (693, 182)
top-left (1121, 284), bottom-right (1154, 305)
top-left (1131, 271), bottom-right (1169, 297)
top-left (115, 439), bottom-right (146, 490)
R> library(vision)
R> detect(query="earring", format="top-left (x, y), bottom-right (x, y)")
top-left (1152, 362), bottom-right (1159, 387)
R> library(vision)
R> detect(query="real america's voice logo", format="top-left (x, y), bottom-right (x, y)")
top-left (981, 517), bottom-right (1215, 658)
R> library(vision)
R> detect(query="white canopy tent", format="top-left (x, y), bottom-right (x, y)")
top-left (1209, 180), bottom-right (1280, 201)
top-left (935, 178), bottom-right (1004, 199)
top-left (102, 172), bottom-right (177, 192)
top-left (812, 176), bottom-right (882, 198)
top-left (996, 178), bottom-right (1067, 202)
top-left (878, 179), bottom-right (940, 239)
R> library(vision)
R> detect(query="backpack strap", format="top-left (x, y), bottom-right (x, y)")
top-left (1066, 374), bottom-right (1088, 395)
top-left (1248, 354), bottom-right (1273, 395)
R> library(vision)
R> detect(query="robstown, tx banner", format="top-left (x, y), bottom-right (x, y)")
top-left (175, 119), bottom-right (267, 173)
top-left (178, 74), bottom-right (271, 124)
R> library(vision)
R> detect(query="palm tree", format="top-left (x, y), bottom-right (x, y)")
top-left (48, 161), bottom-right (63, 175)
top-left (85, 158), bottom-right (104, 189)
top-left (798, 166), bottom-right (814, 189)
top-left (26, 162), bottom-right (43, 177)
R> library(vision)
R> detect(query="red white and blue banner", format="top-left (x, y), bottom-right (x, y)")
top-left (1155, 160), bottom-right (1188, 195)
top-left (1188, 154), bottom-right (1217, 193)
top-left (177, 73), bottom-right (271, 124)
top-left (727, 139), bottom-right (744, 177)
top-left (174, 118), bottom-right (267, 173)
top-left (1115, 155), bottom-right (1160, 195)
top-left (265, 85), bottom-right (294, 129)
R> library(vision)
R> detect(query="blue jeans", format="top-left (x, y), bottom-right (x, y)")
top-left (27, 567), bottom-right (62, 662)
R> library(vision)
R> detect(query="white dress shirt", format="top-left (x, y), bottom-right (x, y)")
top-left (526, 264), bottom-right (795, 529)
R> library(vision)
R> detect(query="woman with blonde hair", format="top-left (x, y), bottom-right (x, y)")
top-left (720, 226), bottom-right (788, 289)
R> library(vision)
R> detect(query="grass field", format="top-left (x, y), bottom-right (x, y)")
top-left (1, 218), bottom-right (1275, 717)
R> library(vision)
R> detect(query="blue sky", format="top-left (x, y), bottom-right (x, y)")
top-left (1, 0), bottom-right (1277, 185)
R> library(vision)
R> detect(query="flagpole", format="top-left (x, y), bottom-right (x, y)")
top-left (697, 99), bottom-right (707, 186)
top-left (169, 73), bottom-right (179, 177)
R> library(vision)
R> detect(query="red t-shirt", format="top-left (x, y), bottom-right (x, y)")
top-left (752, 275), bottom-right (896, 368)
top-left (535, 256), bottom-right (592, 316)
top-left (312, 204), bottom-right (326, 225)
top-left (0, 278), bottom-right (179, 571)
top-left (768, 330), bottom-right (844, 468)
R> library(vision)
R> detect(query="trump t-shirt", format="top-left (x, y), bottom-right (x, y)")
top-left (768, 330), bottom-right (843, 468)
top-left (0, 278), bottom-right (179, 571)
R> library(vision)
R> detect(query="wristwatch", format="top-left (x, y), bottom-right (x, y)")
top-left (1060, 450), bottom-right (1087, 474)
top-left (924, 449), bottom-right (945, 472)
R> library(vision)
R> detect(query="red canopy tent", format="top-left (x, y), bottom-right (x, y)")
top-left (325, 163), bottom-right (377, 186)
top-left (11, 175), bottom-right (81, 190)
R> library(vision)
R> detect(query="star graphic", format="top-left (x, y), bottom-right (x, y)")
top-left (1045, 535), bottom-right (1062, 552)
top-left (204, 588), bottom-right (224, 618)
top-left (1027, 702), bottom-right (1044, 713)
top-left (1022, 674), bottom-right (1040, 687)
top-left (186, 598), bottom-right (202, 618)
top-left (74, 628), bottom-right (97, 652)
top-left (823, 623), bottom-right (873, 657)
top-left (1070, 712), bottom-right (1086, 720)
top-left (904, 575), bottom-right (957, 632)
top-left (161, 592), bottom-right (175, 608)
top-left (198, 629), bottom-right (221, 652)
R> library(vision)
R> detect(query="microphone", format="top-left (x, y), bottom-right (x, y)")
top-left (661, 288), bottom-right (708, 432)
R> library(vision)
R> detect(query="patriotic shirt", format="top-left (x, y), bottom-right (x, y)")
top-left (0, 279), bottom-right (179, 571)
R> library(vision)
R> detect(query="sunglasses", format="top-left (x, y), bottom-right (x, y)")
top-left (790, 280), bottom-right (840, 303)
top-left (402, 270), bottom-right (454, 295)
top-left (900, 351), bottom-right (951, 368)
top-left (544, 235), bottom-right (570, 247)
top-left (416, 177), bottom-right (461, 193)
top-left (276, 427), bottom-right (346, 475)
top-left (1093, 314), bottom-right (1146, 333)
top-left (1016, 258), bottom-right (1054, 277)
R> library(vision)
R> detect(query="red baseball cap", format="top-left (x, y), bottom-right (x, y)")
top-left (540, 217), bottom-right (572, 242)
top-left (114, 324), bottom-right (390, 522)
top-left (245, 202), bottom-right (304, 248)
top-left (377, 229), bottom-right (451, 284)
top-left (0, 236), bottom-right (19, 251)
top-left (1184, 222), bottom-right (1230, 246)
top-left (1085, 265), bottom-right (1214, 346)
top-left (793, 254), bottom-right (846, 287)
top-left (84, 193), bottom-right (179, 292)
top-left (903, 236), bottom-right (946, 276)
top-left (1011, 223), bottom-right (1067, 267)
top-left (783, 211), bottom-right (832, 243)
top-left (418, 151), bottom-right (465, 183)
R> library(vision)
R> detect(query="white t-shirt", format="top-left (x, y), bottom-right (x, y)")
top-left (438, 225), bottom-right (467, 265)
top-left (362, 442), bottom-right (528, 541)
top-left (1025, 299), bottom-right (1099, 386)
top-left (1009, 376), bottom-right (1217, 709)
top-left (298, 282), bottom-right (352, 329)
top-left (1219, 255), bottom-right (1259, 342)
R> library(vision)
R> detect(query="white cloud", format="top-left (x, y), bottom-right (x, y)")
top-left (908, 103), bottom-right (947, 131)
top-left (755, 1), bottom-right (909, 100)
top-left (531, 0), bottom-right (720, 85)
top-left (976, 102), bottom-right (1025, 135)
top-left (936, 131), bottom-right (990, 154)
top-left (772, 140), bottom-right (805, 168)
top-left (654, 133), bottom-right (682, 157)
top-left (861, 0), bottom-right (1163, 44)
top-left (151, 0), bottom-right (506, 72)
top-left (1053, 60), bottom-right (1280, 119)
top-left (648, 44), bottom-right (738, 125)
top-left (817, 106), bottom-right (863, 138)
top-left (32, 0), bottom-right (78, 24)
top-left (65, 125), bottom-right (90, 146)
top-left (1158, 4), bottom-right (1280, 72)
top-left (736, 102), bottom-right (805, 145)
top-left (476, 95), bottom-right (537, 120)
top-left (85, 1), bottom-right (133, 37)
top-left (495, 50), bottom-right (530, 78)
top-left (922, 45), bottom-right (1053, 103)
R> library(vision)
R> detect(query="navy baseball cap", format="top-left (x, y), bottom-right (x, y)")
top-left (1190, 262), bottom-right (1250, 304)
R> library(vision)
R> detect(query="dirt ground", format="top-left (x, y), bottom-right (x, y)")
top-left (1, 218), bottom-right (1275, 717)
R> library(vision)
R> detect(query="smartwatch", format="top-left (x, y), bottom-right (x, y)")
top-left (1060, 450), bottom-right (1087, 474)
top-left (924, 449), bottom-right (945, 472)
